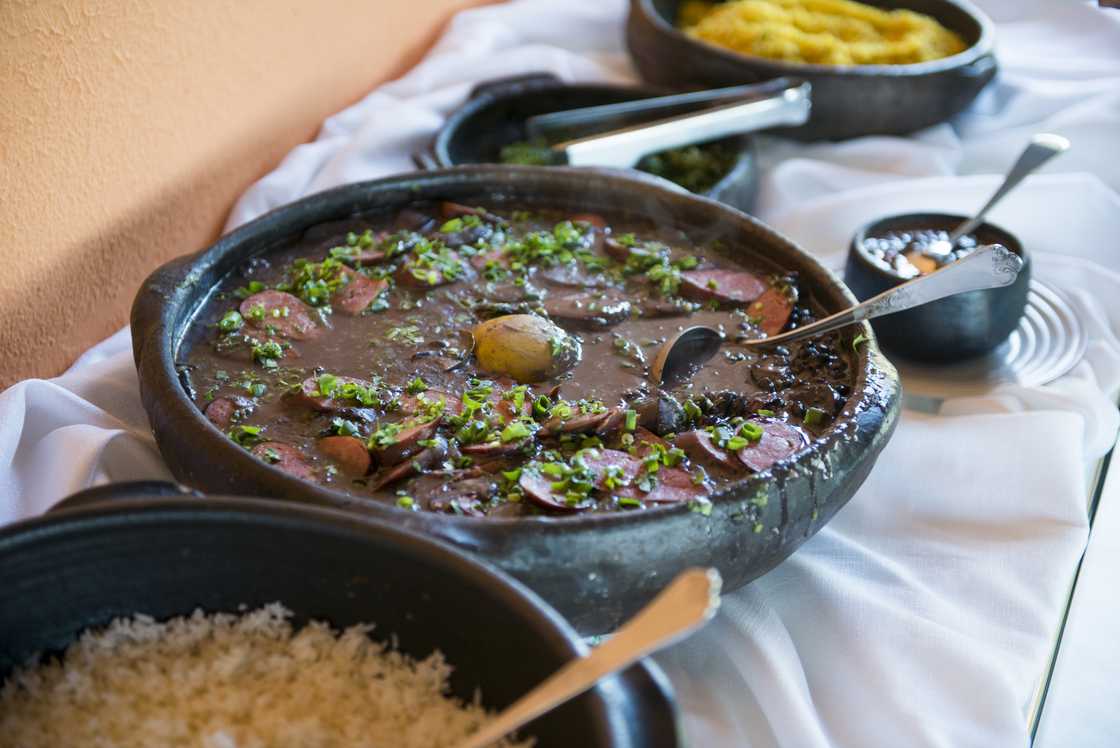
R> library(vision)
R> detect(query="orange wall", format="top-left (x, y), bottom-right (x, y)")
top-left (0, 0), bottom-right (489, 388)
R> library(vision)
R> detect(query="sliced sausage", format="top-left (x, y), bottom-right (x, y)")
top-left (460, 439), bottom-right (528, 458)
top-left (395, 208), bottom-right (437, 232)
top-left (370, 437), bottom-right (448, 490)
top-left (620, 466), bottom-right (707, 505)
top-left (396, 252), bottom-right (471, 288)
top-left (318, 435), bottom-right (372, 475)
top-left (333, 269), bottom-right (389, 316)
top-left (240, 290), bottom-right (320, 340)
top-left (470, 248), bottom-right (507, 271)
top-left (413, 473), bottom-right (496, 514)
top-left (204, 396), bottom-right (252, 431)
top-left (518, 467), bottom-right (594, 513)
top-left (603, 237), bottom-right (632, 263)
top-left (579, 448), bottom-right (644, 488)
top-left (630, 427), bottom-right (669, 457)
top-left (540, 409), bottom-right (610, 436)
top-left (639, 297), bottom-right (695, 318)
top-left (543, 291), bottom-right (632, 330)
top-left (633, 392), bottom-right (686, 435)
top-left (397, 390), bottom-right (461, 418)
top-left (293, 375), bottom-right (378, 412)
top-left (538, 262), bottom-right (613, 288)
top-left (749, 287), bottom-right (794, 337)
top-left (252, 442), bottom-right (315, 480)
top-left (570, 213), bottom-right (607, 228)
top-left (594, 408), bottom-right (629, 436)
top-left (674, 429), bottom-right (740, 470)
top-left (373, 419), bottom-right (439, 467)
top-left (738, 421), bottom-right (808, 472)
top-left (493, 395), bottom-right (533, 423)
top-left (679, 269), bottom-right (767, 305)
top-left (440, 201), bottom-right (504, 225)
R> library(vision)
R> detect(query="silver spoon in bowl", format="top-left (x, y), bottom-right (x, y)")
top-left (651, 242), bottom-right (1024, 388)
top-left (924, 132), bottom-right (1069, 260)
top-left (453, 568), bottom-right (721, 748)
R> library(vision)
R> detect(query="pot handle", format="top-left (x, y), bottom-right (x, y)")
top-left (468, 72), bottom-right (562, 101)
top-left (958, 53), bottom-right (998, 82)
top-left (412, 148), bottom-right (441, 171)
top-left (49, 481), bottom-right (203, 514)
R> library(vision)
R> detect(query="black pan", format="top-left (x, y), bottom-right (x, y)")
top-left (131, 166), bottom-right (901, 633)
top-left (0, 485), bottom-right (680, 748)
top-left (426, 72), bottom-right (760, 213)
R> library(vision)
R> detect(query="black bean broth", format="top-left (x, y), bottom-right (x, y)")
top-left (180, 202), bottom-right (857, 517)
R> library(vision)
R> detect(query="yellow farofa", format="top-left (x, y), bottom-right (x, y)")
top-left (679, 0), bottom-right (967, 65)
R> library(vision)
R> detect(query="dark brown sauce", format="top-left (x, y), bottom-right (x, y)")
top-left (180, 203), bottom-right (857, 517)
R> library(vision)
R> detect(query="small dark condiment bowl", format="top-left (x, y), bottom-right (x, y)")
top-left (626, 0), bottom-right (997, 140)
top-left (428, 73), bottom-right (759, 212)
top-left (0, 485), bottom-right (680, 748)
top-left (845, 212), bottom-right (1030, 363)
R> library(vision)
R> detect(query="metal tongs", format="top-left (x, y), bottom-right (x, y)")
top-left (532, 78), bottom-right (811, 169)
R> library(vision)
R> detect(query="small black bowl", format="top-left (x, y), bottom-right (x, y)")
top-left (0, 486), bottom-right (680, 748)
top-left (845, 212), bottom-right (1030, 363)
top-left (626, 0), bottom-right (997, 140)
top-left (428, 73), bottom-right (759, 212)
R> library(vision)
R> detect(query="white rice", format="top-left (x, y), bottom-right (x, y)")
top-left (0, 603), bottom-right (532, 748)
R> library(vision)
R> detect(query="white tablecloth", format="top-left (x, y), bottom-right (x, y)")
top-left (3, 1), bottom-right (1120, 745)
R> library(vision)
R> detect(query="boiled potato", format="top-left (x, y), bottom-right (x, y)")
top-left (473, 314), bottom-right (581, 383)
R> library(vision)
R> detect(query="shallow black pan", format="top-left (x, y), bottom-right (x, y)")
top-left (131, 166), bottom-right (901, 633)
top-left (627, 0), bottom-right (997, 140)
top-left (426, 72), bottom-right (760, 213)
top-left (0, 487), bottom-right (680, 748)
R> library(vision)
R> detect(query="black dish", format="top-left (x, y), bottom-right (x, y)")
top-left (0, 486), bottom-right (679, 748)
top-left (131, 166), bottom-right (900, 633)
top-left (845, 212), bottom-right (1030, 362)
top-left (428, 73), bottom-right (759, 212)
top-left (626, 0), bottom-right (997, 140)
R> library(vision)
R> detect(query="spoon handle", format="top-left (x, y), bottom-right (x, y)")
top-left (949, 133), bottom-right (1069, 243)
top-left (751, 243), bottom-right (1023, 347)
top-left (454, 569), bottom-right (722, 748)
top-left (559, 82), bottom-right (811, 169)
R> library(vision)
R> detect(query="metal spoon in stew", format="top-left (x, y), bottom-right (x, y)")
top-left (651, 242), bottom-right (1024, 388)
top-left (453, 568), bottom-right (721, 748)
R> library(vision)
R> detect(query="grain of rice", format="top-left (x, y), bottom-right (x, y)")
top-left (0, 603), bottom-right (532, 748)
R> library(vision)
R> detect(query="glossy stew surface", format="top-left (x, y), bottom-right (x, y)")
top-left (182, 203), bottom-right (857, 517)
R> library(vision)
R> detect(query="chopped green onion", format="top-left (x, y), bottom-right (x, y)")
top-left (500, 420), bottom-right (533, 443)
top-left (804, 407), bottom-right (829, 427)
top-left (218, 310), bottom-right (243, 332)
top-left (229, 424), bottom-right (262, 446)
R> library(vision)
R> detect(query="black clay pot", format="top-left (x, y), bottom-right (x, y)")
top-left (131, 166), bottom-right (900, 634)
top-left (626, 0), bottom-right (997, 140)
top-left (427, 73), bottom-right (759, 212)
top-left (0, 488), bottom-right (679, 748)
top-left (845, 212), bottom-right (1030, 362)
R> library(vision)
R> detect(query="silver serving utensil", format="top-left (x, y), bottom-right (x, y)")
top-left (553, 81), bottom-right (811, 169)
top-left (651, 243), bottom-right (1024, 387)
top-left (525, 78), bottom-right (806, 141)
top-left (452, 568), bottom-right (721, 748)
top-left (926, 133), bottom-right (1069, 259)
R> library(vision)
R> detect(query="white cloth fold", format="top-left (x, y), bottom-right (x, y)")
top-left (3, 0), bottom-right (1120, 745)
